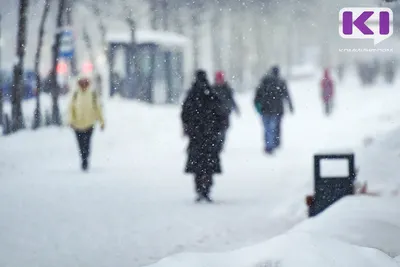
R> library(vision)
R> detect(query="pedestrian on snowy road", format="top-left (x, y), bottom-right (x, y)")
top-left (254, 66), bottom-right (294, 154)
top-left (321, 68), bottom-right (335, 115)
top-left (181, 70), bottom-right (226, 202)
top-left (68, 77), bottom-right (105, 171)
top-left (212, 71), bottom-right (240, 152)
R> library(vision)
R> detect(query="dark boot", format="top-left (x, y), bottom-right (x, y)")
top-left (79, 127), bottom-right (94, 171)
top-left (82, 159), bottom-right (88, 171)
top-left (194, 175), bottom-right (204, 202)
top-left (203, 194), bottom-right (213, 203)
top-left (202, 175), bottom-right (214, 202)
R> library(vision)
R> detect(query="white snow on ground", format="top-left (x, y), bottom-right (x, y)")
top-left (1, 73), bottom-right (400, 267)
top-left (146, 196), bottom-right (400, 267)
top-left (357, 126), bottom-right (400, 194)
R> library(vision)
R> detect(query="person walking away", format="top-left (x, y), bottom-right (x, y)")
top-left (321, 68), bottom-right (334, 115)
top-left (383, 60), bottom-right (396, 84)
top-left (68, 77), bottom-right (105, 171)
top-left (212, 71), bottom-right (240, 151)
top-left (181, 70), bottom-right (226, 202)
top-left (254, 66), bottom-right (294, 154)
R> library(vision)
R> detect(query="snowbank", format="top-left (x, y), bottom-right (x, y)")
top-left (357, 126), bottom-right (400, 195)
top-left (145, 196), bottom-right (400, 267)
top-left (143, 121), bottom-right (400, 267)
top-left (291, 196), bottom-right (400, 258)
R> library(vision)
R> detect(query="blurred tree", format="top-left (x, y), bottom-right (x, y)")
top-left (50, 0), bottom-right (66, 126)
top-left (11, 0), bottom-right (29, 132)
top-left (32, 0), bottom-right (51, 130)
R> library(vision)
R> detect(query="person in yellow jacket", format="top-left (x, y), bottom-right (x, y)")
top-left (68, 77), bottom-right (105, 171)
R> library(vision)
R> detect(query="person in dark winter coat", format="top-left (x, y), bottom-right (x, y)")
top-left (254, 66), bottom-right (294, 154)
top-left (181, 70), bottom-right (226, 202)
top-left (321, 68), bottom-right (334, 115)
top-left (212, 71), bottom-right (240, 151)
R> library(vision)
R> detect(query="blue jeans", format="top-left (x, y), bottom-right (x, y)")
top-left (262, 115), bottom-right (279, 152)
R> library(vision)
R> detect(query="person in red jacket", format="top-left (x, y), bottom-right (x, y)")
top-left (321, 68), bottom-right (334, 115)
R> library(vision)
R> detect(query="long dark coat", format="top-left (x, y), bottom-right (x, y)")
top-left (181, 80), bottom-right (226, 176)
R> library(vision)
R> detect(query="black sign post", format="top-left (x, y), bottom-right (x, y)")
top-left (308, 154), bottom-right (356, 217)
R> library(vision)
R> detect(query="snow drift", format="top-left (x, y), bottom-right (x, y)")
top-left (145, 195), bottom-right (400, 267)
top-left (144, 121), bottom-right (400, 267)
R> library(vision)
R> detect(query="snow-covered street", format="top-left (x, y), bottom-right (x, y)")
top-left (1, 75), bottom-right (400, 267)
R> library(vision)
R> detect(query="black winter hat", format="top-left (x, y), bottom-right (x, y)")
top-left (271, 66), bottom-right (280, 77)
top-left (195, 69), bottom-right (208, 82)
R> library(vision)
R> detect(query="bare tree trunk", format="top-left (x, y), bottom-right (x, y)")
top-left (11, 0), bottom-right (29, 132)
top-left (50, 0), bottom-right (66, 126)
top-left (32, 0), bottom-right (51, 130)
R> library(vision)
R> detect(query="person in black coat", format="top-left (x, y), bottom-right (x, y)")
top-left (254, 66), bottom-right (294, 154)
top-left (212, 71), bottom-right (240, 152)
top-left (181, 70), bottom-right (226, 202)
